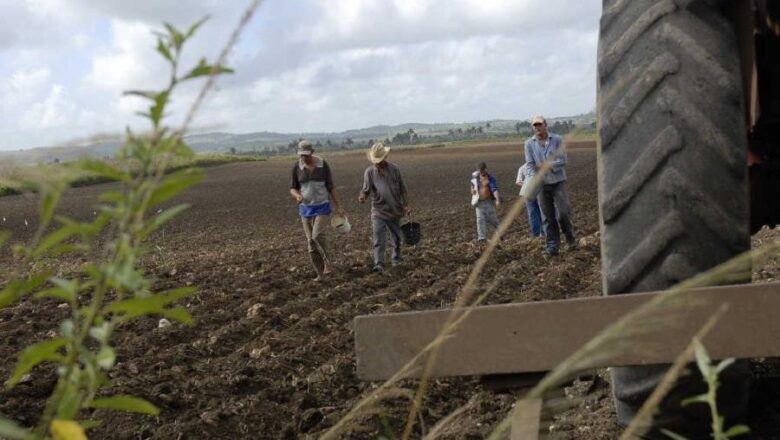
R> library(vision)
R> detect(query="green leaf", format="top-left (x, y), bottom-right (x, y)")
top-left (693, 339), bottom-right (711, 376)
top-left (0, 273), bottom-right (48, 309)
top-left (150, 90), bottom-right (170, 126)
top-left (80, 419), bottom-right (102, 430)
top-left (7, 337), bottom-right (68, 388)
top-left (141, 204), bottom-right (190, 237)
top-left (60, 320), bottom-right (75, 338)
top-left (161, 307), bottom-right (193, 325)
top-left (33, 223), bottom-right (86, 257)
top-left (56, 381), bottom-right (81, 420)
top-left (147, 169), bottom-right (202, 207)
top-left (715, 357), bottom-right (736, 374)
top-left (0, 416), bottom-right (30, 439)
top-left (98, 190), bottom-right (126, 204)
top-left (34, 288), bottom-right (73, 302)
top-left (96, 346), bottom-right (116, 370)
top-left (163, 22), bottom-right (184, 50)
top-left (660, 429), bottom-right (689, 440)
top-left (123, 90), bottom-right (160, 101)
top-left (89, 322), bottom-right (111, 344)
top-left (104, 287), bottom-right (196, 324)
top-left (89, 395), bottom-right (159, 415)
top-left (181, 58), bottom-right (234, 81)
top-left (155, 38), bottom-right (173, 62)
top-left (680, 394), bottom-right (708, 407)
top-left (184, 16), bottom-right (209, 39)
top-left (0, 231), bottom-right (10, 248)
top-left (39, 184), bottom-right (64, 229)
top-left (723, 424), bottom-right (750, 438)
top-left (77, 158), bottom-right (129, 182)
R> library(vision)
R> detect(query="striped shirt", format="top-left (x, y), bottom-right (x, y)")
top-left (290, 156), bottom-right (333, 217)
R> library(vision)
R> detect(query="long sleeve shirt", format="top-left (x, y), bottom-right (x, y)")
top-left (524, 133), bottom-right (567, 185)
top-left (361, 162), bottom-right (408, 221)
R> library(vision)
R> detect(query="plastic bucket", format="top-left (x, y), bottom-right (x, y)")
top-left (331, 215), bottom-right (352, 234)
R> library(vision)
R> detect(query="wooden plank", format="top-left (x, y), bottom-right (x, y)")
top-left (354, 282), bottom-right (780, 380)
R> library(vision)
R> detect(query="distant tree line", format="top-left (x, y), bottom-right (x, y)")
top-left (226, 119), bottom-right (591, 156)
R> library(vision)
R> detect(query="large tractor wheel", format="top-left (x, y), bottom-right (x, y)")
top-left (597, 0), bottom-right (751, 436)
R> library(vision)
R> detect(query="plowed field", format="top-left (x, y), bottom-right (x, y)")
top-left (1, 141), bottom-right (778, 439)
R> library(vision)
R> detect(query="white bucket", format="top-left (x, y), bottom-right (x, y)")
top-left (331, 215), bottom-right (352, 234)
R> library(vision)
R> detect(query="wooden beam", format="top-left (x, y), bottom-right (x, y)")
top-left (354, 282), bottom-right (780, 380)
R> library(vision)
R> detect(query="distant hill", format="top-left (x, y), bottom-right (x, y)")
top-left (0, 112), bottom-right (596, 164)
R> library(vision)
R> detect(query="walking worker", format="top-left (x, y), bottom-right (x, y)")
top-left (515, 162), bottom-right (544, 237)
top-left (358, 142), bottom-right (412, 273)
top-left (289, 140), bottom-right (345, 280)
top-left (524, 115), bottom-right (576, 255)
top-left (470, 162), bottom-right (502, 243)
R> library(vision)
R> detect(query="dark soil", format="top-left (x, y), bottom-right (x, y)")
top-left (0, 141), bottom-right (777, 439)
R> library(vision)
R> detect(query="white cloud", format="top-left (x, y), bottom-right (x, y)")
top-left (0, 0), bottom-right (602, 150)
top-left (85, 20), bottom-right (162, 92)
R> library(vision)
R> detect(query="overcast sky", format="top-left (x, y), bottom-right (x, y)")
top-left (0, 0), bottom-right (601, 151)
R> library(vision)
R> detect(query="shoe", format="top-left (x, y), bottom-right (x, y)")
top-left (372, 264), bottom-right (384, 273)
top-left (546, 249), bottom-right (559, 256)
top-left (566, 240), bottom-right (578, 251)
top-left (391, 259), bottom-right (402, 267)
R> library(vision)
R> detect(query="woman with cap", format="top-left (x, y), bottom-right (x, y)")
top-left (290, 140), bottom-right (345, 280)
top-left (358, 142), bottom-right (412, 273)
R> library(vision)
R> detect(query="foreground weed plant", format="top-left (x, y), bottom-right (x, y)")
top-left (0, 19), bottom-right (233, 440)
top-left (662, 340), bottom-right (750, 440)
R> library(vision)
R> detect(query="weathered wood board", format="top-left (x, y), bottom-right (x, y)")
top-left (355, 282), bottom-right (780, 380)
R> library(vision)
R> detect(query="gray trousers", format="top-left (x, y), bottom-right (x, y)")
top-left (301, 215), bottom-right (330, 275)
top-left (372, 217), bottom-right (402, 266)
top-left (538, 181), bottom-right (575, 252)
top-left (475, 199), bottom-right (499, 240)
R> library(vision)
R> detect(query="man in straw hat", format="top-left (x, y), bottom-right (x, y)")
top-left (290, 140), bottom-right (345, 280)
top-left (359, 142), bottom-right (412, 273)
top-left (524, 115), bottom-right (576, 255)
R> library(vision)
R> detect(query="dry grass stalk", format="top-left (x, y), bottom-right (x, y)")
top-left (487, 242), bottom-right (779, 439)
top-left (422, 394), bottom-right (480, 440)
top-left (510, 398), bottom-right (543, 440)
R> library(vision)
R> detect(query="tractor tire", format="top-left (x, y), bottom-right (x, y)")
top-left (597, 0), bottom-right (751, 436)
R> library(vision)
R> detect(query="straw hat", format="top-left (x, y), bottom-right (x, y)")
top-left (367, 142), bottom-right (390, 164)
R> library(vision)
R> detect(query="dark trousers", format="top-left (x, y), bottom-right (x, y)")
top-left (538, 181), bottom-right (575, 251)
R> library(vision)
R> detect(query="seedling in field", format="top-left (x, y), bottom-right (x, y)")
top-left (661, 339), bottom-right (750, 440)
